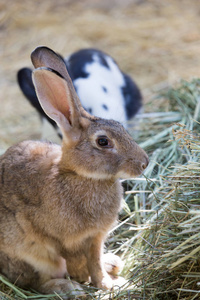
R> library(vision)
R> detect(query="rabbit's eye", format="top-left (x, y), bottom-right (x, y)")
top-left (96, 136), bottom-right (113, 148)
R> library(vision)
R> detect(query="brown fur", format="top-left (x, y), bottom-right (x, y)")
top-left (0, 46), bottom-right (148, 298)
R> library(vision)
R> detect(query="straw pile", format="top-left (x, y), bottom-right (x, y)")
top-left (111, 80), bottom-right (200, 300)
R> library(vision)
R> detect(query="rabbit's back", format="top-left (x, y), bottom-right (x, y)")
top-left (0, 141), bottom-right (60, 246)
top-left (0, 140), bottom-right (61, 202)
top-left (0, 141), bottom-right (62, 246)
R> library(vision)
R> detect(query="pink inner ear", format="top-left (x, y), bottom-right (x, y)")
top-left (44, 73), bottom-right (72, 124)
top-left (32, 69), bottom-right (75, 129)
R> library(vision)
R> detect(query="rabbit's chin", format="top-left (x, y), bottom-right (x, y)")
top-left (116, 170), bottom-right (144, 179)
top-left (75, 169), bottom-right (143, 181)
top-left (76, 169), bottom-right (115, 180)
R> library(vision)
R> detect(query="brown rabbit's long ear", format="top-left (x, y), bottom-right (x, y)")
top-left (31, 46), bottom-right (82, 111)
top-left (32, 67), bottom-right (84, 143)
top-left (31, 47), bottom-right (69, 82)
top-left (31, 46), bottom-right (93, 121)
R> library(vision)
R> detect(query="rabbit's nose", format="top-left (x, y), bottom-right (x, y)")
top-left (141, 155), bottom-right (149, 170)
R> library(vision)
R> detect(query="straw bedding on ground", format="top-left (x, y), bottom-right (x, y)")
top-left (1, 0), bottom-right (200, 299)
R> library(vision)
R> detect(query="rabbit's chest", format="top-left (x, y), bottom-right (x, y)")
top-left (68, 188), bottom-right (122, 236)
top-left (46, 177), bottom-right (123, 248)
top-left (72, 182), bottom-right (121, 221)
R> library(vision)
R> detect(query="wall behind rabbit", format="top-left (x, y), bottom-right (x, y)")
top-left (1, 0), bottom-right (200, 152)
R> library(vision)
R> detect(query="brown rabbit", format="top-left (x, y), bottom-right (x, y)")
top-left (0, 46), bottom-right (149, 298)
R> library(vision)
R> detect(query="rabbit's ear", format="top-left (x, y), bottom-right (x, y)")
top-left (31, 46), bottom-right (69, 83)
top-left (31, 46), bottom-right (92, 121)
top-left (32, 67), bottom-right (85, 143)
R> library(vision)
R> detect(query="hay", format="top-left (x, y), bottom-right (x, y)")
top-left (107, 79), bottom-right (200, 299)
top-left (119, 126), bottom-right (200, 299)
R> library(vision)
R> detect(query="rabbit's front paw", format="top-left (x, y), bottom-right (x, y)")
top-left (96, 273), bottom-right (127, 290)
top-left (98, 273), bottom-right (114, 290)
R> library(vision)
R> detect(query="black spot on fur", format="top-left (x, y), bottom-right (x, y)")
top-left (87, 108), bottom-right (93, 114)
top-left (58, 132), bottom-right (63, 139)
top-left (102, 104), bottom-right (108, 110)
top-left (102, 86), bottom-right (108, 93)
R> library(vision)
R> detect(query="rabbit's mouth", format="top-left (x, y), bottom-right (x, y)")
top-left (116, 169), bottom-right (143, 179)
top-left (116, 156), bottom-right (149, 179)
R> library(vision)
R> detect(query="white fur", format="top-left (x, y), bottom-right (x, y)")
top-left (73, 54), bottom-right (127, 127)
top-left (116, 170), bottom-right (135, 179)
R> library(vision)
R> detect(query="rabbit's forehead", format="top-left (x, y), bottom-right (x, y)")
top-left (86, 120), bottom-right (132, 144)
top-left (89, 118), bottom-right (125, 132)
top-left (91, 130), bottom-right (113, 140)
top-left (87, 119), bottom-right (124, 136)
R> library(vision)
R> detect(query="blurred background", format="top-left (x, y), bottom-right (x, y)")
top-left (1, 0), bottom-right (200, 150)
